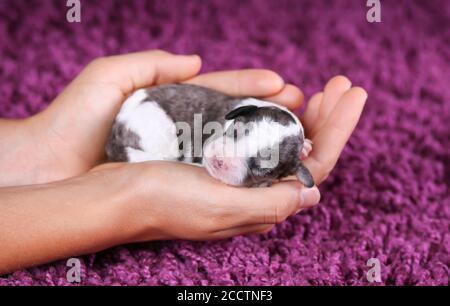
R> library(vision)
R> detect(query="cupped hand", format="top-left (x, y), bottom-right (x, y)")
top-left (300, 76), bottom-right (367, 184)
top-left (90, 161), bottom-right (320, 240)
top-left (25, 50), bottom-right (303, 184)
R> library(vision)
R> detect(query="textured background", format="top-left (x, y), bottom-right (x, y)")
top-left (0, 0), bottom-right (449, 285)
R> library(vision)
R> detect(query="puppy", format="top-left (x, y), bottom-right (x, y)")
top-left (106, 84), bottom-right (314, 187)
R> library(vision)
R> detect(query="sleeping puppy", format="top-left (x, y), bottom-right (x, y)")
top-left (106, 84), bottom-right (314, 187)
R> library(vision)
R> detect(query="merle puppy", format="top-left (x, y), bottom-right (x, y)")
top-left (106, 84), bottom-right (314, 187)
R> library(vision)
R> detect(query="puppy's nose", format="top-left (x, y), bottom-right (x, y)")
top-left (210, 156), bottom-right (225, 170)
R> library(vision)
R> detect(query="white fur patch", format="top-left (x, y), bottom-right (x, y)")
top-left (117, 90), bottom-right (180, 162)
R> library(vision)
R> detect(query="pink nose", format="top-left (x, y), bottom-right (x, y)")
top-left (210, 157), bottom-right (225, 170)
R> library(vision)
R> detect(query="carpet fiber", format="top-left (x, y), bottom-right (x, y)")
top-left (0, 0), bottom-right (449, 285)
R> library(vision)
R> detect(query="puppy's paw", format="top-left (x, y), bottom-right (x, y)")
top-left (301, 139), bottom-right (313, 159)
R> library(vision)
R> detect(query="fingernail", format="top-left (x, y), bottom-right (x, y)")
top-left (299, 186), bottom-right (321, 209)
top-left (179, 54), bottom-right (201, 62)
top-left (187, 54), bottom-right (201, 60)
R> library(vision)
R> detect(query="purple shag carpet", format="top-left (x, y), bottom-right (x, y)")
top-left (0, 0), bottom-right (449, 285)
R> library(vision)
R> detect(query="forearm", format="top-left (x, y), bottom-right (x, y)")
top-left (0, 168), bottom-right (137, 274)
top-left (0, 117), bottom-right (45, 186)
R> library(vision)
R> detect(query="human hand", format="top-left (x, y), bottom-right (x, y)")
top-left (10, 50), bottom-right (303, 185)
top-left (300, 76), bottom-right (367, 184)
top-left (90, 161), bottom-right (321, 241)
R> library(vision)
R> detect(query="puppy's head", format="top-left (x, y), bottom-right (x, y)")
top-left (203, 99), bottom-right (314, 187)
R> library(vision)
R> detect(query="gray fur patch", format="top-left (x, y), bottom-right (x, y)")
top-left (142, 84), bottom-right (242, 162)
top-left (105, 122), bottom-right (142, 162)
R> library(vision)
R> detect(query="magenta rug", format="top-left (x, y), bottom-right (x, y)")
top-left (0, 0), bottom-right (449, 285)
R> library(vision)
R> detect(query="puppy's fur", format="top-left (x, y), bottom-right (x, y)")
top-left (106, 84), bottom-right (314, 187)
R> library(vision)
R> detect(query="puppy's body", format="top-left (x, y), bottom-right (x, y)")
top-left (106, 84), bottom-right (314, 187)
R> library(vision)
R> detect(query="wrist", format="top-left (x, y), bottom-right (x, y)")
top-left (0, 111), bottom-right (90, 186)
top-left (79, 166), bottom-right (145, 247)
top-left (108, 163), bottom-right (169, 243)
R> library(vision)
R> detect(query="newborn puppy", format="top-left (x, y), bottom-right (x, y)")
top-left (106, 84), bottom-right (314, 187)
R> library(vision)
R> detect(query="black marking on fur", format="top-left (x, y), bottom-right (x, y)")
top-left (225, 105), bottom-right (258, 120)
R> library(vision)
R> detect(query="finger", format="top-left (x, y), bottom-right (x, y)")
top-left (304, 87), bottom-right (368, 184)
top-left (222, 181), bottom-right (320, 226)
top-left (211, 224), bottom-right (274, 239)
top-left (79, 50), bottom-right (202, 96)
top-left (184, 69), bottom-right (285, 98)
top-left (310, 76), bottom-right (352, 137)
top-left (263, 84), bottom-right (305, 110)
top-left (301, 92), bottom-right (323, 137)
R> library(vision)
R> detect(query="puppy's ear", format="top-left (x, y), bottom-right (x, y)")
top-left (225, 105), bottom-right (258, 120)
top-left (296, 161), bottom-right (314, 188)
